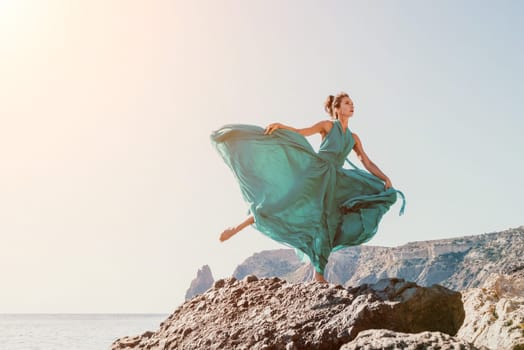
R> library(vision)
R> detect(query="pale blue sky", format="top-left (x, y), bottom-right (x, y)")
top-left (1, 0), bottom-right (522, 312)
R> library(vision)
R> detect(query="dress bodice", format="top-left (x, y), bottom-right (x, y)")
top-left (318, 119), bottom-right (355, 168)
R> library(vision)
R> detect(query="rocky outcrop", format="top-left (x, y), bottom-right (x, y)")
top-left (185, 265), bottom-right (214, 300)
top-left (112, 276), bottom-right (465, 350)
top-left (457, 270), bottom-right (524, 350)
top-left (231, 226), bottom-right (524, 291)
top-left (340, 329), bottom-right (478, 349)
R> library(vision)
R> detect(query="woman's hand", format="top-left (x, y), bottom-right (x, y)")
top-left (264, 123), bottom-right (284, 135)
top-left (384, 178), bottom-right (393, 190)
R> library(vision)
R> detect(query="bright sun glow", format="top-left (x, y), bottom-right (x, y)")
top-left (0, 0), bottom-right (52, 56)
top-left (0, 0), bottom-right (23, 20)
top-left (0, 0), bottom-right (31, 38)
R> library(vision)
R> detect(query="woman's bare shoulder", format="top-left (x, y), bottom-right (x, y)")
top-left (318, 119), bottom-right (334, 133)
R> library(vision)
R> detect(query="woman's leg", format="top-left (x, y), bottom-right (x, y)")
top-left (313, 270), bottom-right (328, 283)
top-left (219, 215), bottom-right (255, 242)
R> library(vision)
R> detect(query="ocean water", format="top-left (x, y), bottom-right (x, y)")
top-left (0, 314), bottom-right (168, 350)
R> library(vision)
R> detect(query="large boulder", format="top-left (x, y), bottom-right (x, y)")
top-left (112, 276), bottom-right (464, 350)
top-left (457, 270), bottom-right (524, 350)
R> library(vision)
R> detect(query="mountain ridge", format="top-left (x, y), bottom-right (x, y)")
top-left (226, 226), bottom-right (523, 291)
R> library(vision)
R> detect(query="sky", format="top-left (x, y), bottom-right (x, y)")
top-left (0, 0), bottom-right (522, 313)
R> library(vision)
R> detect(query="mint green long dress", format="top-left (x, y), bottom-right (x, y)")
top-left (210, 120), bottom-right (405, 274)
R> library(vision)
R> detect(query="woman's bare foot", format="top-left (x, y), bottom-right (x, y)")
top-left (314, 271), bottom-right (328, 283)
top-left (219, 216), bottom-right (254, 242)
top-left (219, 227), bottom-right (239, 242)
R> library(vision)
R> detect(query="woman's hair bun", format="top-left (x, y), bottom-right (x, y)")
top-left (324, 95), bottom-right (335, 117)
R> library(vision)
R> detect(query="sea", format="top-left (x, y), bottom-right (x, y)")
top-left (0, 314), bottom-right (168, 350)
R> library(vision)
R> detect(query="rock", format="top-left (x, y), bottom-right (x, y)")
top-left (243, 275), bottom-right (258, 283)
top-left (111, 277), bottom-right (465, 349)
top-left (457, 272), bottom-right (524, 350)
top-left (344, 278), bottom-right (465, 337)
top-left (340, 329), bottom-right (478, 349)
top-left (185, 265), bottom-right (214, 300)
top-left (212, 278), bottom-right (225, 289)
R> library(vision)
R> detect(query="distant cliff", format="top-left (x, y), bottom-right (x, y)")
top-left (185, 226), bottom-right (523, 299)
top-left (185, 265), bottom-right (214, 300)
top-left (231, 226), bottom-right (524, 290)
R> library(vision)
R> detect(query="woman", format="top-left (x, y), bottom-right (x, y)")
top-left (210, 92), bottom-right (405, 283)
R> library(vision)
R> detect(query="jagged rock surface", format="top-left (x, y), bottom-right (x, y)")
top-left (340, 329), bottom-right (478, 349)
top-left (457, 269), bottom-right (524, 350)
top-left (231, 226), bottom-right (523, 291)
top-left (185, 265), bottom-right (214, 300)
top-left (112, 276), bottom-right (464, 350)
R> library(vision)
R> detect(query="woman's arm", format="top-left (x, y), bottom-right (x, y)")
top-left (352, 133), bottom-right (392, 189)
top-left (264, 120), bottom-right (331, 137)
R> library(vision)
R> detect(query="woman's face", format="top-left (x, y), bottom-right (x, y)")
top-left (339, 96), bottom-right (354, 118)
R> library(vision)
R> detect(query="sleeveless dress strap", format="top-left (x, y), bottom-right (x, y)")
top-left (345, 157), bottom-right (406, 216)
